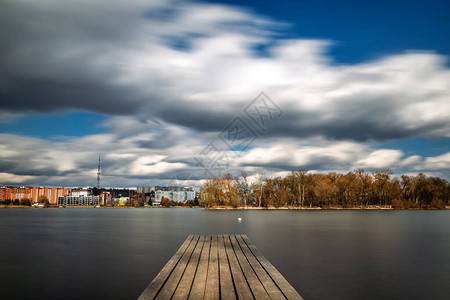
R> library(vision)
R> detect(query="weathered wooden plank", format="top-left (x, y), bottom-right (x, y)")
top-left (241, 235), bottom-right (304, 300)
top-left (138, 235), bottom-right (195, 300)
top-left (223, 235), bottom-right (254, 300)
top-left (140, 234), bottom-right (303, 300)
top-left (236, 235), bottom-right (286, 299)
top-left (217, 235), bottom-right (237, 299)
top-left (172, 236), bottom-right (205, 299)
top-left (156, 235), bottom-right (200, 300)
top-left (230, 235), bottom-right (271, 300)
top-left (188, 235), bottom-right (211, 300)
top-left (204, 235), bottom-right (219, 299)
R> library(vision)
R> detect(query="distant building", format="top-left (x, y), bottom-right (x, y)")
top-left (57, 187), bottom-right (99, 206)
top-left (136, 186), bottom-right (154, 205)
top-left (99, 191), bottom-right (112, 206)
top-left (0, 187), bottom-right (69, 205)
top-left (1, 186), bottom-right (198, 207)
top-left (58, 195), bottom-right (100, 206)
top-left (65, 187), bottom-right (134, 206)
top-left (69, 189), bottom-right (90, 197)
top-left (154, 188), bottom-right (171, 206)
top-left (172, 190), bottom-right (196, 202)
top-left (154, 186), bottom-right (197, 206)
top-left (137, 186), bottom-right (153, 194)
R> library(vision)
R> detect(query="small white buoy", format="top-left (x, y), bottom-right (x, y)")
top-left (238, 217), bottom-right (242, 222)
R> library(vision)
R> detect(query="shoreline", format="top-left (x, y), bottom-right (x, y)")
top-left (205, 206), bottom-right (447, 210)
top-left (1, 205), bottom-right (449, 210)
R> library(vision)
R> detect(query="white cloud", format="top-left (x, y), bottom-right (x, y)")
top-left (0, 0), bottom-right (449, 185)
top-left (0, 173), bottom-right (36, 185)
top-left (0, 128), bottom-right (448, 187)
top-left (399, 155), bottom-right (422, 167)
top-left (354, 149), bottom-right (404, 169)
top-left (422, 152), bottom-right (450, 170)
top-left (1, 0), bottom-right (449, 142)
top-left (237, 138), bottom-right (365, 168)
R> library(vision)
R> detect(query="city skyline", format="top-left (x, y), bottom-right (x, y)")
top-left (1, 0), bottom-right (449, 187)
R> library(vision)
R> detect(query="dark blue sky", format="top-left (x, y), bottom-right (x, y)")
top-left (207, 0), bottom-right (450, 64)
top-left (206, 0), bottom-right (450, 158)
top-left (0, 112), bottom-right (107, 139)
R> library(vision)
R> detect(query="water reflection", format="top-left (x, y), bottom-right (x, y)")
top-left (0, 209), bottom-right (448, 300)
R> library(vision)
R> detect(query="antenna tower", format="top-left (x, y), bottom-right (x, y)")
top-left (97, 155), bottom-right (101, 188)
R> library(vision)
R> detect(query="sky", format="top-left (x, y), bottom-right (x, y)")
top-left (0, 0), bottom-right (449, 187)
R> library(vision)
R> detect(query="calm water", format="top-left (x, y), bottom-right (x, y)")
top-left (0, 208), bottom-right (448, 300)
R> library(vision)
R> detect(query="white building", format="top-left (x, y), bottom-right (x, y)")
top-left (172, 190), bottom-right (196, 202)
top-left (58, 195), bottom-right (99, 206)
top-left (154, 186), bottom-right (196, 205)
top-left (137, 186), bottom-right (153, 193)
top-left (70, 189), bottom-right (91, 197)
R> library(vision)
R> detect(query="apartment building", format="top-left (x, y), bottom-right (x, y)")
top-left (0, 187), bottom-right (69, 204)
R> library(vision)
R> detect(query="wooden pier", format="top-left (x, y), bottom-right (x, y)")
top-left (138, 235), bottom-right (303, 300)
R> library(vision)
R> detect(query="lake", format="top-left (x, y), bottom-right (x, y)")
top-left (0, 208), bottom-right (448, 299)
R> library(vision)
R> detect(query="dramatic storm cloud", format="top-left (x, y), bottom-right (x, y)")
top-left (0, 0), bottom-right (449, 186)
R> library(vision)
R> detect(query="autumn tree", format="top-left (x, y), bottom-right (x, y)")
top-left (371, 170), bottom-right (394, 206)
top-left (202, 177), bottom-right (225, 207)
top-left (236, 171), bottom-right (251, 206)
top-left (38, 195), bottom-right (49, 206)
top-left (295, 170), bottom-right (308, 207)
top-left (161, 197), bottom-right (171, 207)
top-left (20, 197), bottom-right (31, 206)
top-left (200, 169), bottom-right (449, 209)
top-left (312, 174), bottom-right (338, 207)
top-left (354, 169), bottom-right (373, 206)
top-left (223, 173), bottom-right (239, 207)
top-left (252, 170), bottom-right (266, 207)
top-left (336, 172), bottom-right (357, 207)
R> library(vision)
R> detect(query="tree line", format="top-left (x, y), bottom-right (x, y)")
top-left (0, 195), bottom-right (49, 206)
top-left (200, 170), bottom-right (450, 209)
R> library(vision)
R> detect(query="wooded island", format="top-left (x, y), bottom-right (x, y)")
top-left (201, 170), bottom-right (449, 209)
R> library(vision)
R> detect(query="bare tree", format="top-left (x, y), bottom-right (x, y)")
top-left (237, 171), bottom-right (251, 205)
top-left (254, 169), bottom-right (266, 207)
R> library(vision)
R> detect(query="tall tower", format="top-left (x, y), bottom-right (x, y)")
top-left (97, 155), bottom-right (101, 188)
